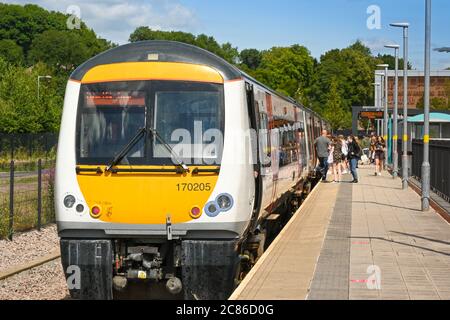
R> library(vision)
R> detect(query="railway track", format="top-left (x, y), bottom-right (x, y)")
top-left (0, 225), bottom-right (69, 300)
top-left (0, 256), bottom-right (69, 300)
top-left (0, 250), bottom-right (61, 281)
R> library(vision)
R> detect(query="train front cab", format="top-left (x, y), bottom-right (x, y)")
top-left (56, 59), bottom-right (256, 300)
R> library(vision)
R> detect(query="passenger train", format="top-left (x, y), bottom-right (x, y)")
top-left (55, 41), bottom-right (330, 300)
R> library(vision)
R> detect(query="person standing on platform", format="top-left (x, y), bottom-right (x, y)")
top-left (339, 135), bottom-right (349, 174)
top-left (332, 137), bottom-right (343, 183)
top-left (347, 135), bottom-right (361, 183)
top-left (370, 135), bottom-right (377, 164)
top-left (374, 136), bottom-right (386, 176)
top-left (314, 130), bottom-right (331, 182)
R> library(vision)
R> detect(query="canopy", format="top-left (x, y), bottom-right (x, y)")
top-left (408, 112), bottom-right (450, 123)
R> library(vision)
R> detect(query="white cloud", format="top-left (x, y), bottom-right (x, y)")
top-left (2, 0), bottom-right (199, 44)
top-left (360, 37), bottom-right (397, 52)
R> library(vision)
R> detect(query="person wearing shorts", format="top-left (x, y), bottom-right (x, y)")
top-left (374, 136), bottom-right (386, 176)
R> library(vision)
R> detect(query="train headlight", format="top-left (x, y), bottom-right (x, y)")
top-left (63, 195), bottom-right (76, 208)
top-left (76, 204), bottom-right (85, 213)
top-left (205, 202), bottom-right (220, 217)
top-left (216, 194), bottom-right (233, 212)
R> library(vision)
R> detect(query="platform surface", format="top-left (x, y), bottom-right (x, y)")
top-left (230, 166), bottom-right (450, 300)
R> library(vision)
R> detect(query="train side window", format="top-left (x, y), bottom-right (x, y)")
top-left (273, 118), bottom-right (299, 168)
top-left (259, 113), bottom-right (271, 167)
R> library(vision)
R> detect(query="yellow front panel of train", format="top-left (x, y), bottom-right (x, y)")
top-left (76, 167), bottom-right (218, 224)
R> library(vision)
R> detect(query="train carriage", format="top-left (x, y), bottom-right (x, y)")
top-left (55, 41), bottom-right (329, 300)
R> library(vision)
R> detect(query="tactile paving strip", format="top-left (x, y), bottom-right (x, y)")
top-left (307, 183), bottom-right (353, 300)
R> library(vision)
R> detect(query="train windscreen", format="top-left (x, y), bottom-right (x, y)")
top-left (76, 81), bottom-right (224, 166)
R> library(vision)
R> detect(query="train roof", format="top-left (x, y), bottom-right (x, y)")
top-left (70, 40), bottom-right (242, 82)
top-left (70, 40), bottom-right (327, 124)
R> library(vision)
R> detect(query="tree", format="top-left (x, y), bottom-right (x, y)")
top-left (240, 49), bottom-right (262, 70)
top-left (0, 59), bottom-right (62, 133)
top-left (376, 54), bottom-right (412, 70)
top-left (27, 29), bottom-right (111, 73)
top-left (129, 27), bottom-right (239, 64)
top-left (0, 39), bottom-right (24, 65)
top-left (322, 78), bottom-right (351, 130)
top-left (28, 30), bottom-right (90, 72)
top-left (349, 40), bottom-right (372, 56)
top-left (220, 42), bottom-right (239, 64)
top-left (0, 3), bottom-right (112, 68)
top-left (129, 27), bottom-right (197, 45)
top-left (308, 41), bottom-right (377, 119)
top-left (253, 45), bottom-right (315, 99)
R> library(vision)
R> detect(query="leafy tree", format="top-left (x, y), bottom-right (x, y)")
top-left (129, 27), bottom-right (238, 64)
top-left (28, 30), bottom-right (89, 72)
top-left (308, 41), bottom-right (377, 118)
top-left (129, 27), bottom-right (197, 45)
top-left (254, 45), bottom-right (315, 99)
top-left (0, 58), bottom-right (62, 133)
top-left (376, 54), bottom-right (412, 70)
top-left (0, 4), bottom-right (67, 53)
top-left (0, 3), bottom-right (111, 67)
top-left (322, 78), bottom-right (351, 130)
top-left (349, 40), bottom-right (372, 56)
top-left (0, 39), bottom-right (24, 65)
top-left (240, 49), bottom-right (262, 70)
top-left (220, 42), bottom-right (239, 64)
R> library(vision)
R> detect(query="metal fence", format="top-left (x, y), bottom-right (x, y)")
top-left (0, 159), bottom-right (55, 240)
top-left (0, 132), bottom-right (58, 160)
top-left (398, 139), bottom-right (450, 202)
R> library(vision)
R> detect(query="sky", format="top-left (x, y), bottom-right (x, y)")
top-left (3, 0), bottom-right (450, 70)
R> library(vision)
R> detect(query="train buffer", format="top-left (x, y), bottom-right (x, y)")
top-left (230, 167), bottom-right (450, 300)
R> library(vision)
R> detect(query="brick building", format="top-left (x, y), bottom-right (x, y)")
top-left (375, 70), bottom-right (450, 109)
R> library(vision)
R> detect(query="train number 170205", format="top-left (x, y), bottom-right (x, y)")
top-left (176, 183), bottom-right (211, 192)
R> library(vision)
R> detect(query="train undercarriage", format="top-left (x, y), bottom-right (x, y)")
top-left (60, 178), bottom-right (318, 300)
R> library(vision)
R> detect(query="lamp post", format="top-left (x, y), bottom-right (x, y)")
top-left (37, 75), bottom-right (52, 100)
top-left (373, 82), bottom-right (381, 136)
top-left (376, 65), bottom-right (389, 161)
top-left (422, 0), bottom-right (432, 211)
top-left (390, 22), bottom-right (410, 189)
top-left (384, 45), bottom-right (400, 178)
top-left (375, 72), bottom-right (385, 135)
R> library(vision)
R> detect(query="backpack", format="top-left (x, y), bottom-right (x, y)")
top-left (355, 143), bottom-right (363, 157)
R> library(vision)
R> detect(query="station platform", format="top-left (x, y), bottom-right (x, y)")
top-left (230, 166), bottom-right (450, 300)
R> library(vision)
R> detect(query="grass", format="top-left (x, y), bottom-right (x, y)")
top-left (0, 169), bottom-right (55, 239)
top-left (0, 148), bottom-right (56, 172)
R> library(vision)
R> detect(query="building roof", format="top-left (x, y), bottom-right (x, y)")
top-left (384, 70), bottom-right (450, 77)
top-left (408, 112), bottom-right (450, 123)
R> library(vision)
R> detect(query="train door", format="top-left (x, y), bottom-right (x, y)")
top-left (245, 82), bottom-right (263, 231)
top-left (307, 113), bottom-right (315, 168)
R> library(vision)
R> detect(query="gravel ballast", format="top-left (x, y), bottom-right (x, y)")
top-left (0, 224), bottom-right (69, 300)
top-left (0, 260), bottom-right (69, 300)
top-left (0, 224), bottom-right (60, 272)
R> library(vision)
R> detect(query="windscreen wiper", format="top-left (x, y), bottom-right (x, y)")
top-left (149, 128), bottom-right (190, 173)
top-left (105, 127), bottom-right (146, 172)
